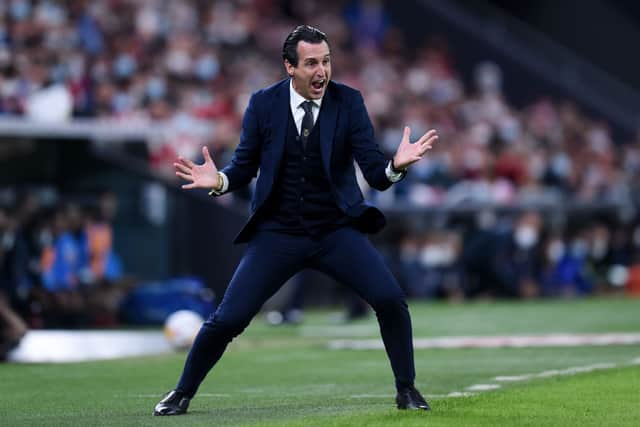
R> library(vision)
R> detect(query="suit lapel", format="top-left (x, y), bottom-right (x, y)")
top-left (318, 85), bottom-right (337, 179)
top-left (269, 80), bottom-right (337, 178)
top-left (269, 80), bottom-right (290, 173)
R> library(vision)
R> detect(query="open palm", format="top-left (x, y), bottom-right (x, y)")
top-left (393, 127), bottom-right (438, 170)
top-left (174, 146), bottom-right (219, 190)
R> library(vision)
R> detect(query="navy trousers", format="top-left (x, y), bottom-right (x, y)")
top-left (176, 227), bottom-right (416, 397)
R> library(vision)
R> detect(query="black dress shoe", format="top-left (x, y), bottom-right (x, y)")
top-left (396, 386), bottom-right (431, 410)
top-left (153, 390), bottom-right (190, 416)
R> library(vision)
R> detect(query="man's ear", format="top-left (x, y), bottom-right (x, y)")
top-left (284, 59), bottom-right (295, 77)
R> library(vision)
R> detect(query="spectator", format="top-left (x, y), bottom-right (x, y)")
top-left (0, 207), bottom-right (28, 357)
top-left (540, 229), bottom-right (593, 297)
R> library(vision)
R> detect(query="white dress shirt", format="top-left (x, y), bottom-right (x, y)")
top-left (289, 79), bottom-right (322, 134)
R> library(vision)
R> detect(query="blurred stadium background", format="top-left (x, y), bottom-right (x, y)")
top-left (0, 1), bottom-right (639, 424)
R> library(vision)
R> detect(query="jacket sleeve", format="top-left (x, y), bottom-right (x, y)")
top-left (348, 91), bottom-right (393, 191)
top-left (220, 93), bottom-right (262, 192)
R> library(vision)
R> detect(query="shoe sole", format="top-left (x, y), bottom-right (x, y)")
top-left (397, 404), bottom-right (431, 410)
top-left (153, 409), bottom-right (186, 416)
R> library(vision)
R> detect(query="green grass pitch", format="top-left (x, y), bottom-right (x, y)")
top-left (1, 297), bottom-right (639, 426)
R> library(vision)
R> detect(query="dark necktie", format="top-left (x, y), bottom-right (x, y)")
top-left (300, 100), bottom-right (314, 149)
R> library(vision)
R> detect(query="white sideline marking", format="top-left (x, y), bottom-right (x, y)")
top-left (349, 392), bottom-right (478, 399)
top-left (328, 333), bottom-right (640, 350)
top-left (447, 391), bottom-right (475, 397)
top-left (428, 358), bottom-right (638, 402)
top-left (350, 393), bottom-right (475, 399)
top-left (493, 363), bottom-right (616, 383)
top-left (466, 384), bottom-right (501, 391)
top-left (350, 394), bottom-right (395, 398)
top-left (494, 375), bottom-right (531, 382)
top-left (538, 363), bottom-right (616, 378)
top-left (191, 393), bottom-right (231, 398)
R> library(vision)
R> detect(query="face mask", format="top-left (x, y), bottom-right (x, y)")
top-left (195, 54), bottom-right (220, 81)
top-left (547, 240), bottom-right (564, 262)
top-left (166, 49), bottom-right (191, 75)
top-left (431, 78), bottom-right (461, 105)
top-left (469, 122), bottom-right (491, 146)
top-left (498, 116), bottom-right (520, 143)
top-left (591, 238), bottom-right (609, 260)
top-left (50, 63), bottom-right (67, 83)
top-left (112, 92), bottom-right (132, 113)
top-left (39, 230), bottom-right (53, 247)
top-left (551, 153), bottom-right (571, 177)
top-left (570, 239), bottom-right (588, 258)
top-left (146, 77), bottom-right (167, 100)
top-left (113, 54), bottom-right (137, 79)
top-left (475, 61), bottom-right (502, 93)
top-left (439, 245), bottom-right (456, 265)
top-left (68, 56), bottom-right (85, 80)
top-left (36, 1), bottom-right (66, 26)
top-left (10, 0), bottom-right (31, 21)
top-left (476, 210), bottom-right (497, 230)
top-left (515, 225), bottom-right (538, 249)
top-left (2, 231), bottom-right (15, 250)
top-left (420, 246), bottom-right (443, 267)
top-left (405, 68), bottom-right (431, 95)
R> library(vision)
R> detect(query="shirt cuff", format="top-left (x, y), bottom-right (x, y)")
top-left (385, 160), bottom-right (405, 183)
top-left (208, 172), bottom-right (229, 196)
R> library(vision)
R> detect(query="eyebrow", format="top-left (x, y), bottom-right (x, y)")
top-left (304, 54), bottom-right (331, 62)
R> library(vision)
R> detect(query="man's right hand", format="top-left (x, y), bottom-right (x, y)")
top-left (174, 146), bottom-right (221, 190)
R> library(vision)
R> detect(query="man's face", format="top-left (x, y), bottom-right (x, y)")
top-left (285, 40), bottom-right (331, 100)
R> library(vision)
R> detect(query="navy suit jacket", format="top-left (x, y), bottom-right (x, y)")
top-left (221, 79), bottom-right (394, 244)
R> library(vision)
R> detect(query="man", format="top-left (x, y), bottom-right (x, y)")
top-left (157, 25), bottom-right (438, 416)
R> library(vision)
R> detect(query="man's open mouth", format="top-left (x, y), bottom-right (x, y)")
top-left (312, 80), bottom-right (325, 90)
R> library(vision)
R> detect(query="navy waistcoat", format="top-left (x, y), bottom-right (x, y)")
top-left (257, 109), bottom-right (349, 236)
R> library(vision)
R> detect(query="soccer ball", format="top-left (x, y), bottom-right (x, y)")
top-left (163, 310), bottom-right (204, 350)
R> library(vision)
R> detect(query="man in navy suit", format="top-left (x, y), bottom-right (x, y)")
top-left (156, 25), bottom-right (438, 416)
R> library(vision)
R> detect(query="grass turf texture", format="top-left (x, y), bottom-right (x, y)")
top-left (1, 297), bottom-right (638, 426)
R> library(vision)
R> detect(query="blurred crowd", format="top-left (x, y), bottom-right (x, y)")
top-left (0, 189), bottom-right (128, 356)
top-left (2, 0), bottom-right (640, 208)
top-left (384, 209), bottom-right (640, 301)
top-left (2, 0), bottom-right (640, 342)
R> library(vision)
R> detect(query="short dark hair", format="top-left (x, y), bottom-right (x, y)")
top-left (282, 25), bottom-right (329, 67)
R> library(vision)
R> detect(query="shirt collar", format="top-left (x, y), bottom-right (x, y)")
top-left (289, 79), bottom-right (323, 111)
